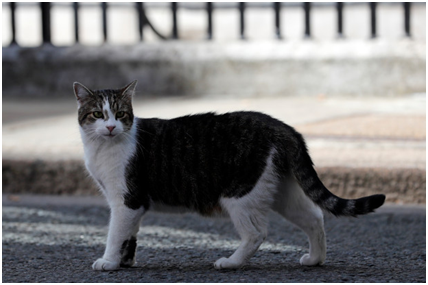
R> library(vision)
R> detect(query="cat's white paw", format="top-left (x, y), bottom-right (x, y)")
top-left (92, 258), bottom-right (120, 271)
top-left (299, 253), bottom-right (324, 266)
top-left (214, 257), bottom-right (243, 269)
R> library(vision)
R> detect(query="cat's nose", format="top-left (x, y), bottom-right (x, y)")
top-left (106, 126), bottom-right (116, 133)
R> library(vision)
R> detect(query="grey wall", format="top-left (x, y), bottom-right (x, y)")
top-left (2, 40), bottom-right (425, 98)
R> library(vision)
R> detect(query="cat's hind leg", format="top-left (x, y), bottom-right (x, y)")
top-left (214, 151), bottom-right (278, 270)
top-left (273, 174), bottom-right (326, 266)
top-left (214, 196), bottom-right (270, 269)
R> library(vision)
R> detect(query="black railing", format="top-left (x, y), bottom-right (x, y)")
top-left (239, 2), bottom-right (245, 39)
top-left (73, 2), bottom-right (79, 42)
top-left (207, 2), bottom-right (213, 40)
top-left (303, 2), bottom-right (311, 38)
top-left (274, 2), bottom-right (281, 39)
top-left (337, 2), bottom-right (344, 38)
top-left (40, 2), bottom-right (51, 44)
top-left (101, 2), bottom-right (108, 42)
top-left (370, 2), bottom-right (377, 38)
top-left (9, 2), bottom-right (17, 45)
top-left (403, 2), bottom-right (411, 37)
top-left (7, 2), bottom-right (414, 46)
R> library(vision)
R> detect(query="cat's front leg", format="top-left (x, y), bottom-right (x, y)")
top-left (93, 204), bottom-right (145, 271)
top-left (119, 216), bottom-right (143, 267)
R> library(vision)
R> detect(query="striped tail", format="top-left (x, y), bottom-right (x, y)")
top-left (285, 130), bottom-right (385, 217)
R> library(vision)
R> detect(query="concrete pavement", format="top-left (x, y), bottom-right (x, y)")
top-left (2, 194), bottom-right (426, 282)
top-left (2, 94), bottom-right (426, 203)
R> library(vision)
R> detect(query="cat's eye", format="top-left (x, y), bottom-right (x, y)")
top-left (93, 111), bottom-right (104, 119)
top-left (116, 111), bottom-right (125, 119)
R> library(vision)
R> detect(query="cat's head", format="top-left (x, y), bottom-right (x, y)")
top-left (73, 81), bottom-right (137, 141)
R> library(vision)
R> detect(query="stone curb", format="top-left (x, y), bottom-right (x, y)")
top-left (2, 159), bottom-right (425, 204)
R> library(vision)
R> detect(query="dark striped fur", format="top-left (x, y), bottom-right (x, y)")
top-left (124, 111), bottom-right (385, 217)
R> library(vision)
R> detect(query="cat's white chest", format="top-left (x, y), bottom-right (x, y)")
top-left (85, 143), bottom-right (122, 183)
top-left (81, 128), bottom-right (137, 202)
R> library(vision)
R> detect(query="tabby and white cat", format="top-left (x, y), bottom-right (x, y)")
top-left (73, 81), bottom-right (385, 271)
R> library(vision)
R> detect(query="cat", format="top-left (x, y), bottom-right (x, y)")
top-left (73, 80), bottom-right (385, 271)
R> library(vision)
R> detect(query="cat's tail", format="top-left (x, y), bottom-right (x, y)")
top-left (283, 129), bottom-right (385, 217)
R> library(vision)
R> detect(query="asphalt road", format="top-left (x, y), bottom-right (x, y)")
top-left (2, 195), bottom-right (426, 283)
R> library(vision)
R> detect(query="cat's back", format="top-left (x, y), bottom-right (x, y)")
top-left (135, 111), bottom-right (288, 150)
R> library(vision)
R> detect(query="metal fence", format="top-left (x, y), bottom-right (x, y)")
top-left (7, 2), bottom-right (413, 46)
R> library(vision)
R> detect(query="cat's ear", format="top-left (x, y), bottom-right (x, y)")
top-left (120, 80), bottom-right (138, 100)
top-left (73, 82), bottom-right (93, 107)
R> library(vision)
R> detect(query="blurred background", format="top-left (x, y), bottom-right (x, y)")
top-left (2, 2), bottom-right (426, 205)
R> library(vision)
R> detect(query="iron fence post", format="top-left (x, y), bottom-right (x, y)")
top-left (239, 2), bottom-right (245, 39)
top-left (172, 2), bottom-right (178, 39)
top-left (73, 2), bottom-right (79, 43)
top-left (404, 2), bottom-right (411, 37)
top-left (337, 2), bottom-right (344, 38)
top-left (370, 2), bottom-right (377, 38)
top-left (303, 2), bottom-right (311, 38)
top-left (274, 2), bottom-right (281, 39)
top-left (41, 2), bottom-right (51, 44)
top-left (207, 2), bottom-right (213, 40)
top-left (101, 2), bottom-right (108, 42)
top-left (10, 2), bottom-right (17, 45)
top-left (136, 2), bottom-right (145, 41)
